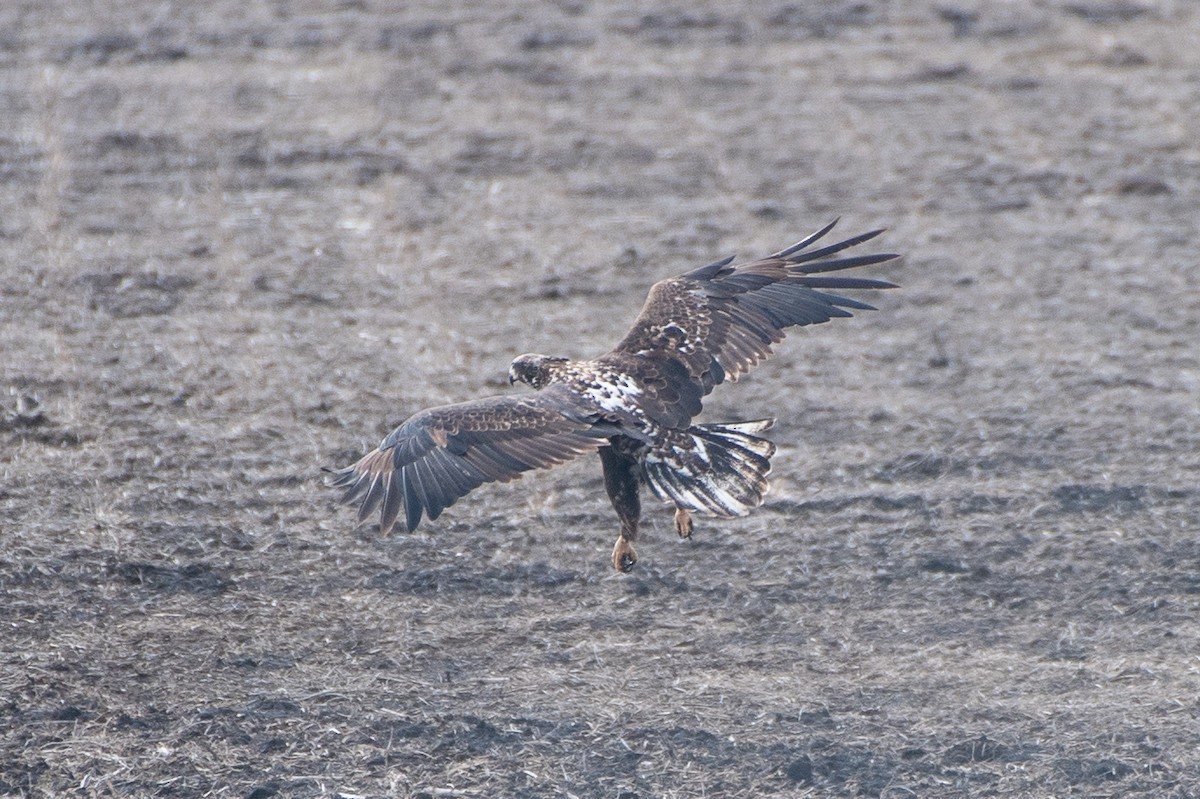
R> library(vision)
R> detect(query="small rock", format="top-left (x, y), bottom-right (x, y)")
top-left (786, 755), bottom-right (813, 783)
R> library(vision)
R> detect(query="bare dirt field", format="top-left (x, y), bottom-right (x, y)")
top-left (3, 1), bottom-right (1199, 797)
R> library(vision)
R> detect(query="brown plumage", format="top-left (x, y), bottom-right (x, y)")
top-left (329, 220), bottom-right (899, 572)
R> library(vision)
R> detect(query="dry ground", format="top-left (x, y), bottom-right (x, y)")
top-left (2, 1), bottom-right (1199, 797)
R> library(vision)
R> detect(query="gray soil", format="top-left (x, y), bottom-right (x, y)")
top-left (3, 1), bottom-right (1199, 797)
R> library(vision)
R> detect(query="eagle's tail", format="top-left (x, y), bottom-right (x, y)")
top-left (642, 419), bottom-right (776, 517)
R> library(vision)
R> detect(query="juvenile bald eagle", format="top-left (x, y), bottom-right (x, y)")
top-left (330, 220), bottom-right (898, 572)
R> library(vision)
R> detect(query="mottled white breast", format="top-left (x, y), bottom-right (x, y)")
top-left (581, 370), bottom-right (642, 415)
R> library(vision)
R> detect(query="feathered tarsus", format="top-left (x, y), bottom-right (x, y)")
top-left (329, 219), bottom-right (899, 572)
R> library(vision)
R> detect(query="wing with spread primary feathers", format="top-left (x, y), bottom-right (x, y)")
top-left (612, 219), bottom-right (899, 396)
top-left (328, 385), bottom-right (606, 533)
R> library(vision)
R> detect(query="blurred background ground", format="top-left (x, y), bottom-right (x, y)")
top-left (1, 1), bottom-right (1199, 797)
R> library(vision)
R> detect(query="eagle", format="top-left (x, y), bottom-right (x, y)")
top-left (329, 220), bottom-right (898, 572)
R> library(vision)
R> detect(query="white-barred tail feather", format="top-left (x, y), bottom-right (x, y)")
top-left (643, 419), bottom-right (776, 517)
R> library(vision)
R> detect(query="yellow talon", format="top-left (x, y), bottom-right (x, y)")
top-left (674, 508), bottom-right (693, 539)
top-left (612, 537), bottom-right (638, 573)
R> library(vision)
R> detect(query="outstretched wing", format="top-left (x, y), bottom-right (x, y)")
top-left (612, 219), bottom-right (899, 395)
top-left (328, 385), bottom-right (605, 533)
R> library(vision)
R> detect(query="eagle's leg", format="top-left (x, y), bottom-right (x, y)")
top-left (598, 443), bottom-right (641, 573)
top-left (674, 507), bottom-right (693, 539)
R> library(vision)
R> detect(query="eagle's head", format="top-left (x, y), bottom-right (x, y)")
top-left (508, 353), bottom-right (568, 390)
